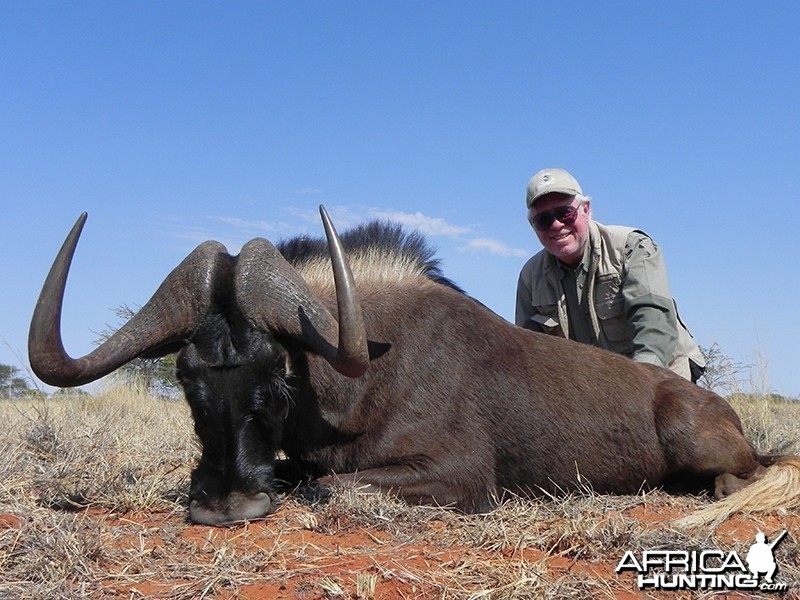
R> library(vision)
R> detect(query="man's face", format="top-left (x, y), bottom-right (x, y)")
top-left (528, 193), bottom-right (591, 266)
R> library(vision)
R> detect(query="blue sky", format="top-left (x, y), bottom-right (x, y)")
top-left (2, 2), bottom-right (798, 397)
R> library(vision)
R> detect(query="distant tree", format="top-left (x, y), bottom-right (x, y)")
top-left (697, 343), bottom-right (749, 396)
top-left (95, 305), bottom-right (181, 398)
top-left (0, 363), bottom-right (34, 399)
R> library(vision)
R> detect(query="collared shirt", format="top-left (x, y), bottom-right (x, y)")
top-left (557, 244), bottom-right (596, 345)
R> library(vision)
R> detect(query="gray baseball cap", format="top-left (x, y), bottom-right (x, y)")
top-left (525, 168), bottom-right (582, 208)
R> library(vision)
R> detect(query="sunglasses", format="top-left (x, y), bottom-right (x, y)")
top-left (529, 203), bottom-right (582, 231)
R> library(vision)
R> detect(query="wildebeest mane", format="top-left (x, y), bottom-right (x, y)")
top-left (276, 220), bottom-right (464, 293)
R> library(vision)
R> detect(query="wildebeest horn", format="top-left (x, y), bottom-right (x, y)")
top-left (235, 205), bottom-right (369, 378)
top-left (28, 213), bottom-right (230, 387)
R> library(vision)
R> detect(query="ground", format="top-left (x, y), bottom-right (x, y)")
top-left (2, 390), bottom-right (799, 599)
top-left (3, 488), bottom-right (798, 599)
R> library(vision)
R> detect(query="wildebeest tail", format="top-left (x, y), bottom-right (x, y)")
top-left (676, 455), bottom-right (800, 528)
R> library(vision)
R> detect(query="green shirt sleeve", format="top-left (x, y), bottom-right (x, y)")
top-left (622, 232), bottom-right (679, 367)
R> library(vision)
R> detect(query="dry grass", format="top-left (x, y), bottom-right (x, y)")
top-left (728, 393), bottom-right (800, 455)
top-left (1, 385), bottom-right (798, 599)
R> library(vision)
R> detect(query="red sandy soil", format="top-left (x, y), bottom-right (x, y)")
top-left (4, 499), bottom-right (796, 599)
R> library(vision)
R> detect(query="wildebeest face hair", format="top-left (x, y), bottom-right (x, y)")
top-left (177, 314), bottom-right (295, 526)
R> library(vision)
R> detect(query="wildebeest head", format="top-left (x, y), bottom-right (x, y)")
top-left (28, 206), bottom-right (370, 525)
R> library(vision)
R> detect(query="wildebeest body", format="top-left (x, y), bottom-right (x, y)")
top-left (273, 259), bottom-right (734, 510)
top-left (28, 208), bottom-right (800, 526)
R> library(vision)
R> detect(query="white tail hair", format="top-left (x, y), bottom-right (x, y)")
top-left (676, 456), bottom-right (800, 529)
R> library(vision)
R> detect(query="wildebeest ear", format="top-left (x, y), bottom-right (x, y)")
top-left (367, 340), bottom-right (392, 360)
top-left (280, 336), bottom-right (390, 362)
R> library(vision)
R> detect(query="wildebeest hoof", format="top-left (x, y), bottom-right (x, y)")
top-left (714, 473), bottom-right (748, 499)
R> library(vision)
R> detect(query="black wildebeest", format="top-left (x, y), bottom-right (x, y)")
top-left (29, 207), bottom-right (800, 526)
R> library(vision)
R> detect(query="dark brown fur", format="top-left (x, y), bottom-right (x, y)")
top-left (284, 276), bottom-right (762, 512)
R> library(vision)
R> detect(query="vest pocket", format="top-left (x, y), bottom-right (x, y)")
top-left (594, 275), bottom-right (629, 342)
